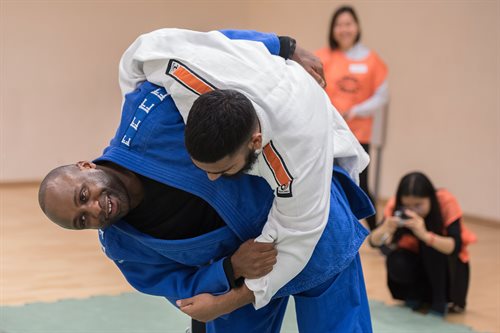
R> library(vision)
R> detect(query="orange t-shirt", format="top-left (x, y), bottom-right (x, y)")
top-left (383, 189), bottom-right (477, 263)
top-left (316, 47), bottom-right (388, 144)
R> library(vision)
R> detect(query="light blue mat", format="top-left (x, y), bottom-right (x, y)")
top-left (0, 292), bottom-right (484, 333)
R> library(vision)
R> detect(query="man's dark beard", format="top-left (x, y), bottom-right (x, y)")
top-left (225, 149), bottom-right (259, 178)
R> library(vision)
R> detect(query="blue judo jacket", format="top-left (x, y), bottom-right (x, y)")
top-left (96, 81), bottom-right (373, 306)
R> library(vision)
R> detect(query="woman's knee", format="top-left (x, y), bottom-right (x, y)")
top-left (386, 249), bottom-right (419, 284)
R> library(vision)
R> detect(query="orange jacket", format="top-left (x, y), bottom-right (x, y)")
top-left (316, 46), bottom-right (388, 144)
top-left (384, 189), bottom-right (477, 263)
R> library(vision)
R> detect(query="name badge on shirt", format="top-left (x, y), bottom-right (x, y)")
top-left (349, 63), bottom-right (368, 74)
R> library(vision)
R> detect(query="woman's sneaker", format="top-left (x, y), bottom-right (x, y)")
top-left (448, 303), bottom-right (465, 314)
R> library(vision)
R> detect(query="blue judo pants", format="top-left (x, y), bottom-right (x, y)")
top-left (207, 254), bottom-right (372, 333)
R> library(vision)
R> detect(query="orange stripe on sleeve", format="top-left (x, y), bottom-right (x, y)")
top-left (263, 144), bottom-right (292, 186)
top-left (166, 60), bottom-right (216, 95)
top-left (171, 66), bottom-right (214, 95)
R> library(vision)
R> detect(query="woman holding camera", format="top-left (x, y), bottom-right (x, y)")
top-left (369, 172), bottom-right (476, 316)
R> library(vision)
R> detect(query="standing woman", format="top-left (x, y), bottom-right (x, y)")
top-left (316, 6), bottom-right (389, 230)
top-left (369, 172), bottom-right (477, 315)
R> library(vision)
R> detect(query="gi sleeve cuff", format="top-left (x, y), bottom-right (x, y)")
top-left (245, 277), bottom-right (272, 310)
top-left (223, 257), bottom-right (244, 289)
top-left (278, 36), bottom-right (297, 60)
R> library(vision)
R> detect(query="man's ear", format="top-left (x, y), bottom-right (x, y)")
top-left (248, 132), bottom-right (262, 151)
top-left (76, 161), bottom-right (96, 170)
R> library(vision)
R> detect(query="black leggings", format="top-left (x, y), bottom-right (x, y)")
top-left (386, 247), bottom-right (469, 313)
top-left (360, 144), bottom-right (376, 230)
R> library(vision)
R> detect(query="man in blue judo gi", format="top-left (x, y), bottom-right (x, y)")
top-left (38, 30), bottom-right (374, 333)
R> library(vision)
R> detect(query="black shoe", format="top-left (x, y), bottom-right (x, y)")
top-left (429, 302), bottom-right (448, 317)
top-left (404, 299), bottom-right (422, 310)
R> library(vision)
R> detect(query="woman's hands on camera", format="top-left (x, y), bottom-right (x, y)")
top-left (399, 209), bottom-right (428, 241)
top-left (383, 216), bottom-right (401, 234)
top-left (372, 209), bottom-right (428, 247)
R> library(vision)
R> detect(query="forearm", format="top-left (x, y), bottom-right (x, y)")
top-left (422, 232), bottom-right (455, 255)
top-left (215, 284), bottom-right (255, 315)
top-left (350, 80), bottom-right (389, 118)
top-left (369, 221), bottom-right (393, 247)
top-left (175, 282), bottom-right (255, 322)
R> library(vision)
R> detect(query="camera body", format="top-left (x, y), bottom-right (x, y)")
top-left (394, 208), bottom-right (411, 226)
top-left (394, 209), bottom-right (411, 219)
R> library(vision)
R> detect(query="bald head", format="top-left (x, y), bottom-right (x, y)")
top-left (38, 164), bottom-right (77, 214)
top-left (38, 161), bottom-right (132, 230)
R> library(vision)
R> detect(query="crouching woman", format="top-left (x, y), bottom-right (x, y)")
top-left (369, 172), bottom-right (476, 315)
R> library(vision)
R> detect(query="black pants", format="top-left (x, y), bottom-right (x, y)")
top-left (386, 247), bottom-right (470, 314)
top-left (360, 144), bottom-right (377, 230)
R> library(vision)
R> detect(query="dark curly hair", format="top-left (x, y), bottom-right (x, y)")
top-left (185, 89), bottom-right (258, 163)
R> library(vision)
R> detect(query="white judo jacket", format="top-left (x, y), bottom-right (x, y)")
top-left (118, 28), bottom-right (369, 309)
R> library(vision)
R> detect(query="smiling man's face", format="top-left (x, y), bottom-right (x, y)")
top-left (42, 162), bottom-right (131, 230)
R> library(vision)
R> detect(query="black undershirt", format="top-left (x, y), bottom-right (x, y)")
top-left (124, 172), bottom-right (240, 288)
top-left (125, 173), bottom-right (226, 240)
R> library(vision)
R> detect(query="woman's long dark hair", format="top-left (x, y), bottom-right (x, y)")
top-left (392, 172), bottom-right (444, 240)
top-left (328, 5), bottom-right (362, 50)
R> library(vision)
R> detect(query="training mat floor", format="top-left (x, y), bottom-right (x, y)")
top-left (0, 292), bottom-right (486, 333)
